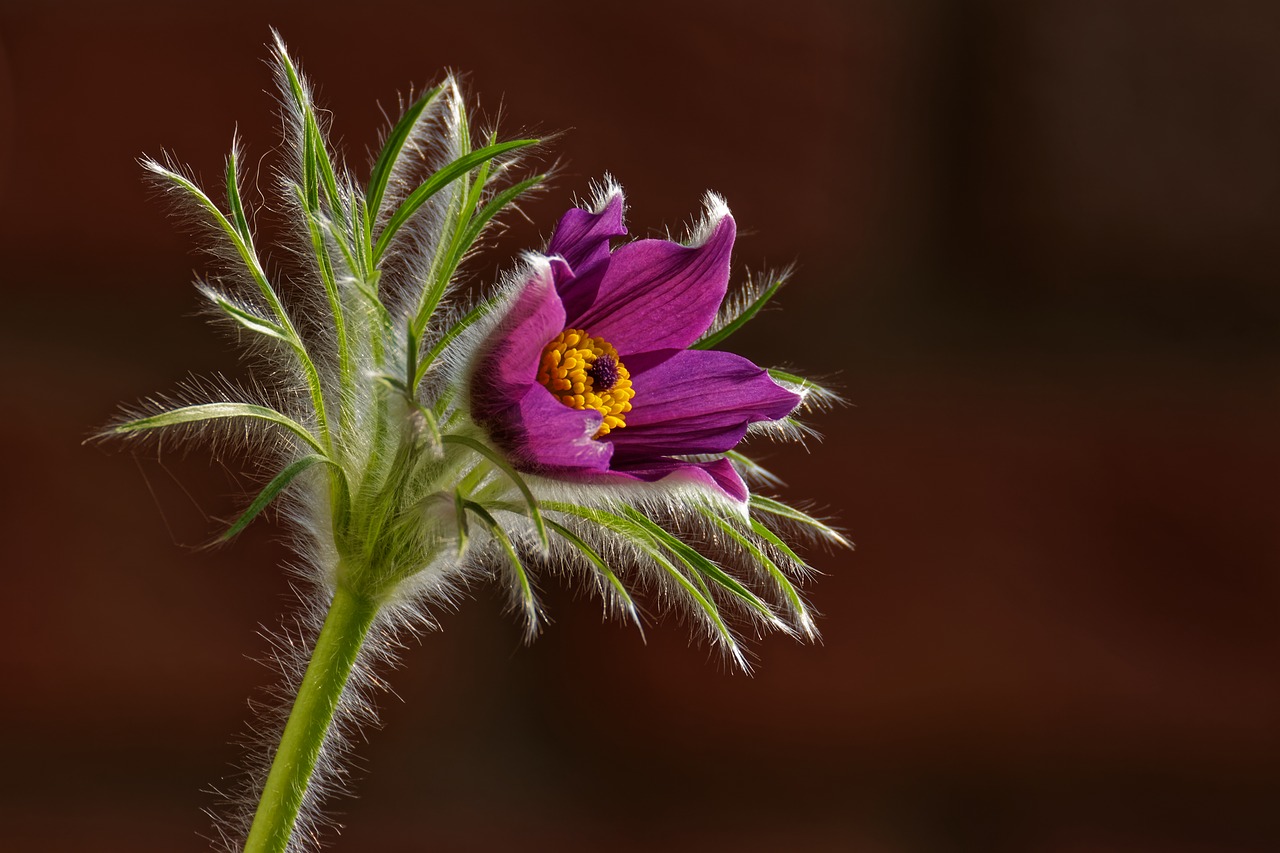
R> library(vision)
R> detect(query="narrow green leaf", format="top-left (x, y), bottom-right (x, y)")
top-left (325, 214), bottom-right (361, 279)
top-left (766, 369), bottom-right (843, 412)
top-left (456, 98), bottom-right (473, 162)
top-left (431, 174), bottom-right (545, 312)
top-left (374, 373), bottom-right (409, 394)
top-left (351, 194), bottom-right (373, 280)
top-left (413, 142), bottom-right (494, 331)
top-left (302, 120), bottom-right (319, 211)
top-left (766, 369), bottom-right (816, 389)
top-left (544, 501), bottom-right (744, 665)
top-left (459, 174), bottom-right (545, 254)
top-left (226, 141), bottom-right (251, 244)
top-left (349, 270), bottom-right (394, 332)
top-left (146, 161), bottom-right (290, 326)
top-left (619, 507), bottom-right (777, 624)
top-left (315, 132), bottom-right (344, 225)
top-left (292, 186), bottom-right (352, 435)
top-left (304, 221), bottom-right (342, 320)
top-left (374, 139), bottom-right (539, 262)
top-left (376, 373), bottom-right (445, 458)
top-left (403, 318), bottom-right (419, 402)
top-left (543, 502), bottom-right (646, 540)
top-left (115, 403), bottom-right (327, 456)
top-left (146, 160), bottom-right (254, 268)
top-left (684, 558), bottom-right (717, 602)
top-left (749, 517), bottom-right (815, 575)
top-left (220, 454), bottom-right (327, 541)
top-left (693, 274), bottom-right (786, 350)
top-left (544, 519), bottom-right (641, 629)
top-left (203, 291), bottom-right (290, 343)
top-left (404, 128), bottom-right (497, 347)
top-left (703, 510), bottom-right (812, 638)
top-left (275, 39), bottom-right (344, 224)
top-left (442, 434), bottom-right (547, 552)
top-left (411, 396), bottom-right (444, 458)
top-left (453, 489), bottom-right (470, 558)
top-left (464, 501), bottom-right (537, 631)
top-left (725, 450), bottom-right (784, 488)
top-left (750, 495), bottom-right (850, 547)
top-left (144, 158), bottom-right (332, 450)
top-left (326, 457), bottom-right (352, 535)
top-left (414, 297), bottom-right (496, 388)
top-left (367, 86), bottom-right (444, 222)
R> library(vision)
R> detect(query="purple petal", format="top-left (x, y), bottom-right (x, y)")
top-left (607, 349), bottom-right (801, 458)
top-left (474, 260), bottom-right (566, 398)
top-left (570, 210), bottom-right (735, 354)
top-left (607, 456), bottom-right (749, 502)
top-left (547, 190), bottom-right (627, 319)
top-left (617, 348), bottom-right (682, 377)
top-left (502, 385), bottom-right (611, 472)
top-left (547, 189), bottom-right (626, 271)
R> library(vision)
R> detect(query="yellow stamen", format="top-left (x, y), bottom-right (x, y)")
top-left (537, 328), bottom-right (635, 437)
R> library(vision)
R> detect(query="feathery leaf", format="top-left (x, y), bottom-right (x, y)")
top-left (115, 403), bottom-right (327, 456)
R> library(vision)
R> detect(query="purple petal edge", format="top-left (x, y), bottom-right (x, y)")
top-left (570, 211), bottom-right (735, 355)
top-left (509, 385), bottom-right (611, 472)
top-left (607, 349), bottom-right (802, 457)
top-left (471, 261), bottom-right (565, 403)
top-left (606, 456), bottom-right (749, 502)
top-left (547, 190), bottom-right (627, 320)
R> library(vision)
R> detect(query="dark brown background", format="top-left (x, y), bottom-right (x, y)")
top-left (2, 1), bottom-right (1278, 851)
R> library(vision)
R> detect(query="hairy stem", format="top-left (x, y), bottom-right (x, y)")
top-left (243, 584), bottom-right (379, 853)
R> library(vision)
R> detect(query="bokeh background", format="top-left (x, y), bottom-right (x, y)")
top-left (2, 1), bottom-right (1278, 851)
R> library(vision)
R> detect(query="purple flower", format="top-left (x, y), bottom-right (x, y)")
top-left (468, 186), bottom-right (801, 502)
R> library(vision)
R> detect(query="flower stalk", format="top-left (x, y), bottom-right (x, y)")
top-left (243, 586), bottom-right (379, 853)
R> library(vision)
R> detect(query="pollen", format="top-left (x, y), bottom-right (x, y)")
top-left (537, 328), bottom-right (635, 437)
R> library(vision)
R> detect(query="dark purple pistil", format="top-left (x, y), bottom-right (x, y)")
top-left (588, 354), bottom-right (619, 392)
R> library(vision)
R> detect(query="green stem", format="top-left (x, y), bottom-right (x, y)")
top-left (243, 584), bottom-right (379, 853)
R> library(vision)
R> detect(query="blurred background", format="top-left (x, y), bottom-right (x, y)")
top-left (2, 1), bottom-right (1278, 850)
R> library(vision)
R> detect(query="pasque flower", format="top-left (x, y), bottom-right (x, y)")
top-left (469, 186), bottom-right (801, 502)
top-left (105, 32), bottom-right (844, 853)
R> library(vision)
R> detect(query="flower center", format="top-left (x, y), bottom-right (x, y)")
top-left (537, 328), bottom-right (635, 437)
